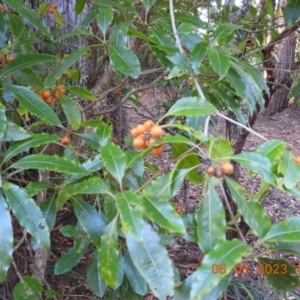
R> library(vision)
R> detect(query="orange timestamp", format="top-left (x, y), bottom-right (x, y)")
top-left (211, 263), bottom-right (300, 275)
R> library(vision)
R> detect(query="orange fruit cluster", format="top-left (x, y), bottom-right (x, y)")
top-left (206, 161), bottom-right (234, 178)
top-left (48, 3), bottom-right (58, 13)
top-left (35, 85), bottom-right (66, 105)
top-left (0, 53), bottom-right (14, 68)
top-left (130, 120), bottom-right (164, 156)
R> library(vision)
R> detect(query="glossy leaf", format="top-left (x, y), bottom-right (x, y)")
top-left (256, 140), bottom-right (286, 164)
top-left (279, 149), bottom-right (300, 189)
top-left (7, 86), bottom-right (62, 126)
top-left (72, 197), bottom-right (106, 247)
top-left (25, 181), bottom-right (51, 198)
top-left (13, 276), bottom-right (42, 300)
top-left (143, 172), bottom-right (172, 200)
top-left (258, 257), bottom-right (300, 291)
top-left (76, 132), bottom-right (100, 149)
top-left (210, 138), bottom-right (233, 159)
top-left (207, 47), bottom-right (230, 79)
top-left (0, 194), bottom-right (13, 282)
top-left (126, 151), bottom-right (144, 177)
top-left (44, 47), bottom-right (88, 86)
top-left (262, 216), bottom-right (300, 242)
top-left (190, 42), bottom-right (208, 74)
top-left (272, 242), bottom-right (300, 256)
top-left (53, 8), bottom-right (63, 27)
top-left (115, 191), bottom-right (143, 236)
top-left (75, 0), bottom-right (86, 15)
top-left (87, 256), bottom-right (107, 298)
top-left (3, 182), bottom-right (50, 250)
top-left (40, 196), bottom-right (56, 231)
top-left (101, 142), bottom-right (127, 185)
top-left (96, 121), bottom-right (112, 147)
top-left (68, 86), bottom-right (96, 101)
top-left (0, 102), bottom-right (6, 141)
top-left (98, 215), bottom-right (119, 288)
top-left (143, 194), bottom-right (185, 233)
top-left (3, 0), bottom-right (52, 39)
top-left (165, 97), bottom-right (216, 117)
top-left (0, 54), bottom-right (55, 79)
top-left (232, 152), bottom-right (276, 185)
top-left (61, 94), bottom-right (82, 130)
top-left (74, 6), bottom-right (99, 29)
top-left (124, 251), bottom-right (148, 295)
top-left (213, 23), bottom-right (239, 41)
top-left (54, 245), bottom-right (87, 275)
top-left (190, 239), bottom-right (251, 299)
top-left (197, 179), bottom-right (226, 254)
top-left (97, 7), bottom-right (113, 35)
top-left (142, 0), bottom-right (155, 12)
top-left (2, 121), bottom-right (30, 142)
top-left (7, 13), bottom-right (24, 39)
top-left (3, 133), bottom-right (59, 163)
top-left (12, 154), bottom-right (89, 175)
top-left (283, 0), bottom-right (300, 27)
top-left (225, 177), bottom-right (271, 237)
top-left (126, 222), bottom-right (174, 299)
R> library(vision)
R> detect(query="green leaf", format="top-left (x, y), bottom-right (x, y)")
top-left (0, 102), bottom-right (6, 141)
top-left (75, 0), bottom-right (86, 14)
top-left (59, 225), bottom-right (75, 237)
top-left (7, 86), bottom-right (62, 127)
top-left (124, 251), bottom-right (148, 295)
top-left (76, 132), bottom-right (100, 149)
top-left (165, 97), bottom-right (216, 117)
top-left (115, 191), bottom-right (143, 236)
top-left (232, 152), bottom-right (276, 185)
top-left (143, 194), bottom-right (186, 233)
top-left (54, 29), bottom-right (92, 42)
top-left (213, 23), bottom-right (239, 41)
top-left (190, 42), bottom-right (208, 74)
top-left (38, 3), bottom-right (48, 15)
top-left (61, 94), bottom-right (82, 130)
top-left (209, 138), bottom-right (233, 159)
top-left (97, 7), bottom-right (113, 35)
top-left (0, 193), bottom-right (13, 282)
top-left (3, 182), bottom-right (50, 250)
top-left (11, 154), bottom-right (89, 175)
top-left (289, 81), bottom-right (300, 98)
top-left (196, 179), bottom-right (226, 254)
top-left (101, 142), bottom-right (127, 185)
top-left (190, 239), bottom-right (251, 298)
top-left (75, 6), bottom-right (100, 29)
top-left (142, 0), bottom-right (155, 12)
top-left (143, 172), bottom-right (172, 200)
top-left (279, 150), bottom-right (300, 189)
top-left (98, 215), bottom-right (119, 288)
top-left (272, 242), bottom-right (300, 256)
top-left (25, 181), bottom-right (51, 198)
top-left (68, 86), bottom-right (96, 101)
top-left (109, 45), bottom-right (141, 78)
top-left (207, 47), bottom-right (230, 79)
top-left (283, 0), bottom-right (300, 27)
top-left (3, 0), bottom-right (52, 39)
top-left (44, 47), bottom-right (88, 87)
top-left (0, 11), bottom-right (8, 48)
top-left (225, 67), bottom-right (247, 100)
top-left (40, 196), bottom-right (57, 231)
top-left (54, 245), bottom-right (87, 275)
top-left (126, 151), bottom-right (144, 177)
top-left (256, 140), bottom-right (286, 164)
top-left (262, 216), bottom-right (300, 242)
top-left (7, 13), bottom-right (24, 39)
top-left (126, 222), bottom-right (174, 299)
top-left (225, 177), bottom-right (271, 237)
top-left (87, 256), bottom-right (107, 298)
top-left (96, 121), bottom-right (112, 147)
top-left (3, 133), bottom-right (60, 163)
top-left (72, 197), bottom-right (106, 247)
top-left (53, 9), bottom-right (63, 28)
top-left (13, 276), bottom-right (42, 300)
top-left (258, 257), bottom-right (300, 292)
top-left (2, 121), bottom-right (30, 141)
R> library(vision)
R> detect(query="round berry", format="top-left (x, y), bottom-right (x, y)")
top-left (150, 125), bottom-right (163, 137)
top-left (206, 166), bottom-right (215, 176)
top-left (133, 136), bottom-right (145, 149)
top-left (152, 145), bottom-right (163, 156)
top-left (143, 120), bottom-right (154, 130)
top-left (221, 162), bottom-right (234, 175)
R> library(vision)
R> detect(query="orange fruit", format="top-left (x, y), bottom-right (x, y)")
top-left (221, 162), bottom-right (234, 175)
top-left (150, 125), bottom-right (163, 137)
top-left (206, 166), bottom-right (215, 176)
top-left (48, 6), bottom-right (54, 13)
top-left (58, 86), bottom-right (66, 94)
top-left (45, 97), bottom-right (53, 104)
top-left (145, 137), bottom-right (155, 147)
top-left (152, 145), bottom-right (163, 156)
top-left (61, 136), bottom-right (70, 145)
top-left (133, 136), bottom-right (145, 149)
top-left (53, 91), bottom-right (61, 100)
top-left (136, 124), bottom-right (146, 135)
top-left (42, 90), bottom-right (51, 99)
top-left (6, 55), bottom-right (14, 63)
top-left (130, 127), bottom-right (139, 137)
top-left (143, 119), bottom-right (154, 130)
top-left (53, 3), bottom-right (58, 9)
top-left (295, 155), bottom-right (300, 164)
